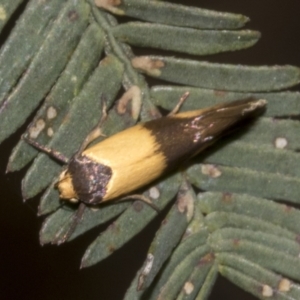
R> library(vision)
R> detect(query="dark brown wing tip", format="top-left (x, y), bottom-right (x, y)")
top-left (242, 98), bottom-right (267, 115)
top-left (216, 97), bottom-right (267, 119)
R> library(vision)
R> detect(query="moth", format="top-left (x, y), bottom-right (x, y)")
top-left (25, 96), bottom-right (266, 242)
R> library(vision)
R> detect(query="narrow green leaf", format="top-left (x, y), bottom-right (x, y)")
top-left (0, 0), bottom-right (24, 32)
top-left (195, 264), bottom-right (218, 300)
top-left (132, 56), bottom-right (300, 92)
top-left (137, 179), bottom-right (195, 291)
top-left (81, 173), bottom-right (182, 268)
top-left (0, 0), bottom-right (90, 143)
top-left (219, 264), bottom-right (295, 300)
top-left (176, 262), bottom-right (215, 300)
top-left (124, 274), bottom-right (145, 300)
top-left (218, 253), bottom-right (300, 300)
top-left (240, 118), bottom-right (300, 151)
top-left (150, 86), bottom-right (300, 117)
top-left (22, 55), bottom-right (124, 199)
top-left (203, 141), bottom-right (300, 178)
top-left (38, 183), bottom-right (61, 216)
top-left (95, 0), bottom-right (249, 29)
top-left (112, 22), bottom-right (259, 56)
top-left (210, 228), bottom-right (300, 257)
top-left (212, 239), bottom-right (300, 282)
top-left (0, 0), bottom-right (65, 104)
top-left (68, 203), bottom-right (129, 242)
top-left (181, 189), bottom-right (205, 238)
top-left (39, 206), bottom-right (75, 245)
top-left (146, 229), bottom-right (209, 300)
top-left (155, 246), bottom-right (212, 300)
top-left (198, 192), bottom-right (300, 234)
top-left (205, 212), bottom-right (297, 241)
top-left (124, 199), bottom-right (206, 300)
top-left (40, 202), bottom-right (129, 244)
top-left (7, 23), bottom-right (105, 172)
top-left (188, 164), bottom-right (300, 204)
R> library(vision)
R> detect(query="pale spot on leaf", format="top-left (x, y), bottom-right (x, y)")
top-left (201, 164), bottom-right (222, 178)
top-left (47, 106), bottom-right (57, 119)
top-left (262, 285), bottom-right (273, 297)
top-left (275, 137), bottom-right (288, 149)
top-left (0, 6), bottom-right (6, 20)
top-left (183, 281), bottom-right (194, 295)
top-left (29, 119), bottom-right (45, 138)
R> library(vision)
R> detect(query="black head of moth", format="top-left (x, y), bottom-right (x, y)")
top-left (55, 98), bottom-right (266, 205)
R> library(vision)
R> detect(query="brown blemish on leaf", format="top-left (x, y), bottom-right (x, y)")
top-left (95, 0), bottom-right (121, 7)
top-left (214, 90), bottom-right (227, 97)
top-left (116, 86), bottom-right (142, 120)
top-left (177, 193), bottom-right (188, 214)
top-left (108, 245), bottom-right (116, 253)
top-left (108, 222), bottom-right (120, 234)
top-left (201, 164), bottom-right (222, 178)
top-left (222, 192), bottom-right (233, 203)
top-left (68, 10), bottom-right (79, 21)
top-left (283, 204), bottom-right (292, 213)
top-left (232, 239), bottom-right (240, 246)
top-left (278, 278), bottom-right (291, 292)
top-left (95, 0), bottom-right (124, 15)
top-left (28, 119), bottom-right (46, 139)
top-left (133, 201), bottom-right (144, 212)
top-left (295, 235), bottom-right (300, 244)
top-left (131, 56), bottom-right (165, 77)
top-left (161, 219), bottom-right (168, 226)
top-left (137, 253), bottom-right (154, 290)
top-left (198, 253), bottom-right (214, 266)
top-left (176, 194), bottom-right (194, 222)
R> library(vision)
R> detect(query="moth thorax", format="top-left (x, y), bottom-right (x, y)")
top-left (65, 155), bottom-right (113, 204)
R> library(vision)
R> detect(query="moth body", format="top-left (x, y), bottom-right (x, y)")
top-left (57, 98), bottom-right (266, 204)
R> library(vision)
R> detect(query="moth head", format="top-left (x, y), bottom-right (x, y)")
top-left (56, 170), bottom-right (79, 203)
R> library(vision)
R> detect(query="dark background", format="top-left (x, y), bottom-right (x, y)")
top-left (1, 1), bottom-right (300, 299)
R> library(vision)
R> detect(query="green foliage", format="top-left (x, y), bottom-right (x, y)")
top-left (0, 0), bottom-right (299, 299)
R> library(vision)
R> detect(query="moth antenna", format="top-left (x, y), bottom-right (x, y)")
top-left (168, 91), bottom-right (190, 116)
top-left (22, 136), bottom-right (69, 164)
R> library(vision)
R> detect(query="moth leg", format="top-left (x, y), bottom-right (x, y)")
top-left (76, 97), bottom-right (108, 154)
top-left (22, 136), bottom-right (69, 164)
top-left (168, 91), bottom-right (190, 116)
top-left (55, 202), bottom-right (86, 245)
top-left (118, 194), bottom-right (160, 212)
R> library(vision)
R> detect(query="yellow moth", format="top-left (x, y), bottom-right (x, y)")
top-left (24, 97), bottom-right (266, 242)
top-left (55, 98), bottom-right (266, 204)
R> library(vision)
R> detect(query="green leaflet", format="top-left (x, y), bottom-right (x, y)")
top-left (133, 56), bottom-right (300, 92)
top-left (112, 22), bottom-right (260, 56)
top-left (96, 0), bottom-right (249, 29)
top-left (0, 0), bottom-right (65, 104)
top-left (0, 0), bottom-right (90, 143)
top-left (22, 55), bottom-right (124, 199)
top-left (7, 23), bottom-right (105, 172)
